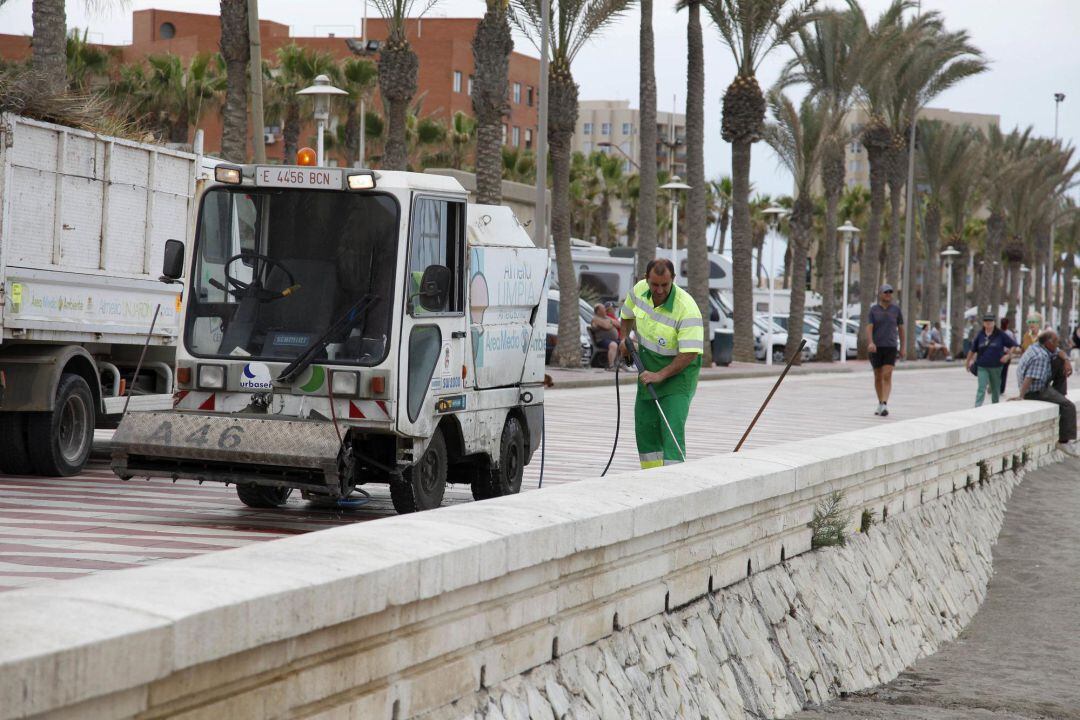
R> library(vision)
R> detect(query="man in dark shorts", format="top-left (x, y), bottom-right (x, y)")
top-left (866, 284), bottom-right (905, 416)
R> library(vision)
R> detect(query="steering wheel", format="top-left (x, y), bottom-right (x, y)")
top-left (212, 253), bottom-right (299, 302)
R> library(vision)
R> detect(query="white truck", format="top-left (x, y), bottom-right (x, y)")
top-left (0, 114), bottom-right (205, 476)
top-left (110, 162), bottom-right (547, 514)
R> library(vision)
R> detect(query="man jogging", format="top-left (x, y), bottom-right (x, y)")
top-left (620, 258), bottom-right (703, 468)
top-left (866, 283), bottom-right (905, 416)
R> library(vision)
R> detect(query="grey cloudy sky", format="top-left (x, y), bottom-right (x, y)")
top-left (2, 0), bottom-right (1077, 199)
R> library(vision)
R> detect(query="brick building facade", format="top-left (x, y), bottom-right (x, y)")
top-left (0, 9), bottom-right (541, 166)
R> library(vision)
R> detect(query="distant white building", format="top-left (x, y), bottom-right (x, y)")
top-left (572, 100), bottom-right (687, 177)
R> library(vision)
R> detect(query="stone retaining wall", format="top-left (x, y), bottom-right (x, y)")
top-left (423, 456), bottom-right (1041, 720)
top-left (0, 399), bottom-right (1067, 720)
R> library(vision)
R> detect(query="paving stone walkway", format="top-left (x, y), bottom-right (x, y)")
top-left (793, 458), bottom-right (1080, 720)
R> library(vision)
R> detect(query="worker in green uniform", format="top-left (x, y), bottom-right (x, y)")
top-left (619, 258), bottom-right (704, 468)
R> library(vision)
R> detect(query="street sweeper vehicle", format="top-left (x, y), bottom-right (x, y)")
top-left (110, 161), bottom-right (548, 513)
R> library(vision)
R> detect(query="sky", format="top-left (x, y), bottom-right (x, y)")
top-left (2, 0), bottom-right (1078, 272)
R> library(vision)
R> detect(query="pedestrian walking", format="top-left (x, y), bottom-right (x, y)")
top-left (619, 258), bottom-right (704, 468)
top-left (1013, 330), bottom-right (1079, 456)
top-left (967, 314), bottom-right (1016, 406)
top-left (866, 284), bottom-right (905, 416)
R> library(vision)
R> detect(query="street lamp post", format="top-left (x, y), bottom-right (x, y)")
top-left (1048, 92), bottom-right (1066, 323)
top-left (1018, 264), bottom-right (1030, 333)
top-left (838, 221), bottom-right (861, 365)
top-left (296, 74), bottom-right (348, 167)
top-left (941, 245), bottom-right (960, 355)
top-left (659, 176), bottom-right (690, 266)
top-left (762, 205), bottom-right (788, 366)
top-left (1072, 276), bottom-right (1080, 332)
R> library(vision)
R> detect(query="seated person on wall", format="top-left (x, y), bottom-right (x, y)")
top-left (1013, 329), bottom-right (1079, 457)
top-left (921, 322), bottom-right (948, 361)
top-left (591, 303), bottom-right (620, 370)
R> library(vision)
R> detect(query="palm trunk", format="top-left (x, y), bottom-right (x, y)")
top-left (786, 200), bottom-right (812, 366)
top-left (885, 157), bottom-right (904, 287)
top-left (950, 251), bottom-right (965, 356)
top-left (32, 0), bottom-right (67, 97)
top-left (718, 211), bottom-right (729, 254)
top-left (730, 139), bottom-right (754, 361)
top-left (1061, 251), bottom-right (1075, 338)
top-left (636, 0), bottom-right (658, 277)
top-left (979, 211), bottom-right (1004, 315)
top-left (923, 202), bottom-right (942, 331)
top-left (472, 4), bottom-right (512, 205)
top-left (282, 100), bottom-right (300, 164)
top-left (684, 0), bottom-right (710, 358)
top-left (219, 0), bottom-right (250, 163)
top-left (859, 142), bottom-right (887, 358)
top-left (782, 244), bottom-right (792, 289)
top-left (379, 37), bottom-right (418, 171)
top-left (1033, 260), bottom-right (1044, 322)
top-left (550, 68), bottom-right (581, 367)
top-left (815, 146), bottom-right (843, 362)
top-left (1005, 261), bottom-right (1018, 328)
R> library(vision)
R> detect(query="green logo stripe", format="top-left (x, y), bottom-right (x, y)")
top-left (299, 365), bottom-right (326, 393)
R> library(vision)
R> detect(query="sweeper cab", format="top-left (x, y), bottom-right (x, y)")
top-left (110, 161), bottom-right (547, 514)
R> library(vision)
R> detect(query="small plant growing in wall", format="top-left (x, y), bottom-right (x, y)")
top-left (809, 490), bottom-right (850, 549)
top-left (859, 508), bottom-right (877, 533)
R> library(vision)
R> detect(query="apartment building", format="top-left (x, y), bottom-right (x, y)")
top-left (572, 100), bottom-right (687, 177)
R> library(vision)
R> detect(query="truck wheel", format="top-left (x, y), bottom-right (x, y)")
top-left (26, 374), bottom-right (94, 477)
top-left (472, 416), bottom-right (525, 500)
top-left (0, 413), bottom-right (35, 475)
top-left (391, 429), bottom-right (447, 514)
top-left (236, 484), bottom-right (293, 508)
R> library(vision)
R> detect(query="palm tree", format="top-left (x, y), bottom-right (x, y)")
top-left (637, 0), bottom-right (659, 278)
top-left (511, 0), bottom-right (632, 367)
top-left (977, 125), bottom-right (1033, 317)
top-left (590, 151), bottom-right (625, 247)
top-left (265, 45), bottom-right (340, 164)
top-left (133, 53), bottom-right (225, 144)
top-left (341, 57), bottom-right (379, 166)
top-left (472, 0), bottom-right (514, 204)
top-left (763, 91), bottom-right (835, 364)
top-left (676, 0), bottom-right (711, 354)
top-left (782, 7), bottom-right (864, 361)
top-left (708, 176), bottom-right (733, 252)
top-left (704, 0), bottom-right (815, 362)
top-left (621, 172), bottom-right (641, 247)
top-left (502, 146), bottom-right (536, 183)
top-left (219, 0), bottom-right (250, 163)
top-left (937, 126), bottom-right (982, 354)
top-left (371, 0), bottom-right (441, 170)
top-left (66, 28), bottom-right (111, 93)
top-left (914, 120), bottom-right (979, 337)
top-left (28, 0), bottom-right (67, 96)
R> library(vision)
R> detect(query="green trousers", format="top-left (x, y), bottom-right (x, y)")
top-left (635, 389), bottom-right (692, 468)
top-left (975, 366), bottom-right (1002, 406)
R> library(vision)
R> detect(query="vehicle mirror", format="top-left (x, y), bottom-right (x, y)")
top-left (161, 239), bottom-right (185, 281)
top-left (417, 264), bottom-right (451, 312)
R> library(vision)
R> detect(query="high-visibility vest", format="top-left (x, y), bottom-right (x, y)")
top-left (620, 280), bottom-right (704, 397)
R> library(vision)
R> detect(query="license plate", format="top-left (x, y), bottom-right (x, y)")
top-left (255, 166), bottom-right (343, 189)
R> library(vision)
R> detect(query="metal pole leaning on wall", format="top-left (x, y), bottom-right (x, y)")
top-left (733, 339), bottom-right (806, 452)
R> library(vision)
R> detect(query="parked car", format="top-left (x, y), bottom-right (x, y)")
top-left (803, 314), bottom-right (858, 360)
top-left (546, 289), bottom-right (594, 366)
top-left (754, 315), bottom-right (816, 363)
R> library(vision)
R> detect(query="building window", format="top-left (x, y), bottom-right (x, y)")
top-left (525, 128), bottom-right (533, 150)
top-left (622, 122), bottom-right (631, 135)
top-left (467, 75), bottom-right (474, 95)
top-left (849, 141), bottom-right (860, 153)
top-left (512, 126), bottom-right (520, 146)
top-left (526, 86), bottom-right (534, 106)
top-left (159, 22), bottom-right (176, 39)
top-left (453, 71), bottom-right (462, 93)
top-left (513, 82), bottom-right (521, 104)
top-left (601, 122), bottom-right (611, 136)
top-left (583, 122), bottom-right (593, 135)
top-left (583, 141), bottom-right (593, 154)
top-left (502, 124), bottom-right (508, 144)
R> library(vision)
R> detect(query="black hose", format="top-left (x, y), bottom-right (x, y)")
top-left (601, 359), bottom-right (622, 476)
top-left (538, 407), bottom-right (546, 488)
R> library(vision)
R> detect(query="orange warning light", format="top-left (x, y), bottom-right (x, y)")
top-left (297, 147), bottom-right (317, 166)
